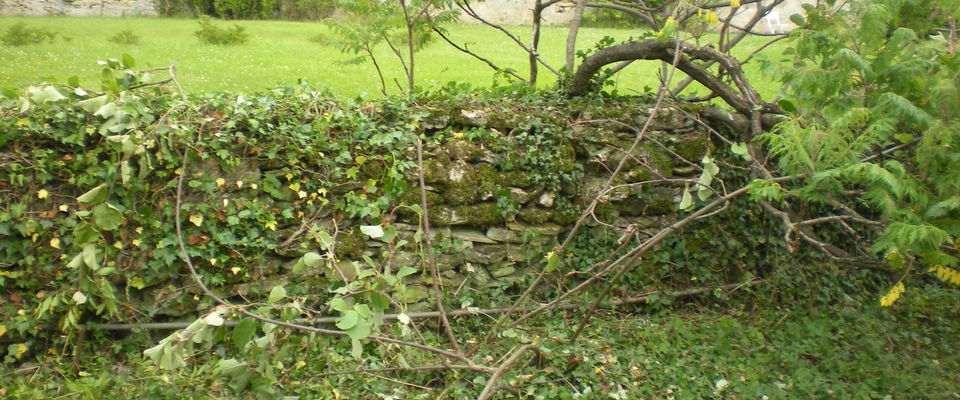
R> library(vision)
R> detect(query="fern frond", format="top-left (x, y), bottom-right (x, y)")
top-left (876, 92), bottom-right (935, 129)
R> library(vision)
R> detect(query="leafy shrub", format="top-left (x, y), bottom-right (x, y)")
top-left (194, 15), bottom-right (249, 45)
top-left (1, 22), bottom-right (57, 46)
top-left (107, 30), bottom-right (141, 45)
top-left (275, 0), bottom-right (336, 20)
top-left (213, 0), bottom-right (276, 19)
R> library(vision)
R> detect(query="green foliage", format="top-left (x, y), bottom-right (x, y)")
top-left (194, 15), bottom-right (249, 45)
top-left (213, 0), bottom-right (276, 19)
top-left (275, 0), bottom-right (336, 20)
top-left (1, 22), bottom-right (56, 46)
top-left (107, 30), bottom-right (141, 45)
top-left (760, 0), bottom-right (960, 294)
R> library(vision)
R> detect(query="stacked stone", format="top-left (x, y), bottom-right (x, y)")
top-left (0, 0), bottom-right (156, 17)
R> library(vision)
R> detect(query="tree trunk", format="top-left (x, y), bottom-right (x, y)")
top-left (565, 0), bottom-right (587, 72)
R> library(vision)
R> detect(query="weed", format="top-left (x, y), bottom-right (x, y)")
top-left (107, 30), bottom-right (140, 45)
top-left (1, 22), bottom-right (56, 46)
top-left (194, 15), bottom-right (249, 45)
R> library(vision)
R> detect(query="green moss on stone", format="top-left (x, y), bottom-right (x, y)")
top-left (335, 228), bottom-right (367, 260)
top-left (519, 207), bottom-right (556, 225)
top-left (674, 134), bottom-right (711, 162)
top-left (456, 203), bottom-right (505, 227)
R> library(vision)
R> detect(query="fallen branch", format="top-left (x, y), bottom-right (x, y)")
top-left (91, 281), bottom-right (763, 331)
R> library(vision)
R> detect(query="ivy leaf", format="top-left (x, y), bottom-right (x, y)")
top-left (93, 203), bottom-right (124, 231)
top-left (77, 184), bottom-right (109, 206)
top-left (143, 343), bottom-right (164, 362)
top-left (543, 251), bottom-right (561, 272)
top-left (28, 86), bottom-right (66, 103)
top-left (396, 266), bottom-right (417, 280)
top-left (329, 297), bottom-right (348, 312)
top-left (232, 318), bottom-right (257, 349)
top-left (93, 102), bottom-right (118, 118)
top-left (216, 359), bottom-right (247, 377)
top-left (77, 95), bottom-right (108, 113)
top-left (189, 213), bottom-right (204, 227)
top-left (72, 291), bottom-right (88, 305)
top-left (731, 142), bottom-right (752, 161)
top-left (360, 225), bottom-right (384, 239)
top-left (678, 186), bottom-right (694, 211)
top-left (203, 312), bottom-right (225, 327)
top-left (354, 304), bottom-right (372, 319)
top-left (267, 286), bottom-right (286, 304)
top-left (120, 160), bottom-right (133, 184)
top-left (351, 338), bottom-right (363, 358)
top-left (345, 318), bottom-right (371, 340)
top-left (336, 310), bottom-right (359, 330)
top-left (82, 244), bottom-right (99, 270)
top-left (129, 276), bottom-right (146, 289)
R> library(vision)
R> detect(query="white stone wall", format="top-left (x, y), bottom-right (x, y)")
top-left (0, 0), bottom-right (157, 17)
top-left (458, 0), bottom-right (813, 31)
top-left (457, 0), bottom-right (576, 26)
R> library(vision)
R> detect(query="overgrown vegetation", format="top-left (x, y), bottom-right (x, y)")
top-left (194, 15), bottom-right (249, 45)
top-left (153, 0), bottom-right (336, 20)
top-left (0, 22), bottom-right (56, 46)
top-left (107, 29), bottom-right (141, 45)
top-left (1, 0), bottom-right (958, 397)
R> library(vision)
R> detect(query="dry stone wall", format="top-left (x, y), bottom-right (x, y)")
top-left (192, 103), bottom-right (712, 313)
top-left (0, 0), bottom-right (156, 17)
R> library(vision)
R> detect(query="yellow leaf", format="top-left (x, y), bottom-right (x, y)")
top-left (730, 0), bottom-right (740, 7)
top-left (37, 189), bottom-right (49, 199)
top-left (236, 180), bottom-right (244, 188)
top-left (231, 267), bottom-right (241, 275)
top-left (0, 324), bottom-right (7, 338)
top-left (215, 178), bottom-right (226, 188)
top-left (289, 182), bottom-right (301, 192)
top-left (209, 258), bottom-right (218, 266)
top-left (249, 183), bottom-right (258, 190)
top-left (285, 173), bottom-right (294, 181)
top-left (297, 191), bottom-right (308, 199)
top-left (189, 214), bottom-right (203, 227)
top-left (11, 343), bottom-right (28, 360)
top-left (58, 204), bottom-right (69, 212)
top-left (706, 10), bottom-right (719, 24)
top-left (264, 220), bottom-right (277, 231)
top-left (114, 241), bottom-right (123, 249)
top-left (132, 239), bottom-right (141, 247)
top-left (50, 238), bottom-right (61, 249)
top-left (880, 282), bottom-right (905, 307)
top-left (135, 227), bottom-right (143, 234)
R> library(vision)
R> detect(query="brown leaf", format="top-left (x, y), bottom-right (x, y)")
top-left (188, 234), bottom-right (209, 246)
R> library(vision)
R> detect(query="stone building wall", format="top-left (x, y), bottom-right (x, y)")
top-left (0, 0), bottom-right (156, 17)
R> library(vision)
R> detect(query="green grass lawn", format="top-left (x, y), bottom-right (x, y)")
top-left (0, 16), bottom-right (784, 98)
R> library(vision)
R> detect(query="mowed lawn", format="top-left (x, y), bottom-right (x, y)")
top-left (0, 16), bottom-right (784, 97)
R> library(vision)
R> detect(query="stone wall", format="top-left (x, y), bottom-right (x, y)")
top-left (192, 103), bottom-right (711, 313)
top-left (0, 0), bottom-right (156, 17)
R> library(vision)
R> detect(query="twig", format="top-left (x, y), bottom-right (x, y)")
top-left (477, 345), bottom-right (540, 400)
top-left (432, 27), bottom-right (524, 82)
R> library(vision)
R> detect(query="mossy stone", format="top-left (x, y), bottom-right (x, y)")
top-left (518, 206), bottom-right (556, 225)
top-left (334, 228), bottom-right (367, 260)
top-left (399, 188), bottom-right (444, 207)
top-left (674, 134), bottom-right (711, 162)
top-left (446, 139), bottom-right (483, 161)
